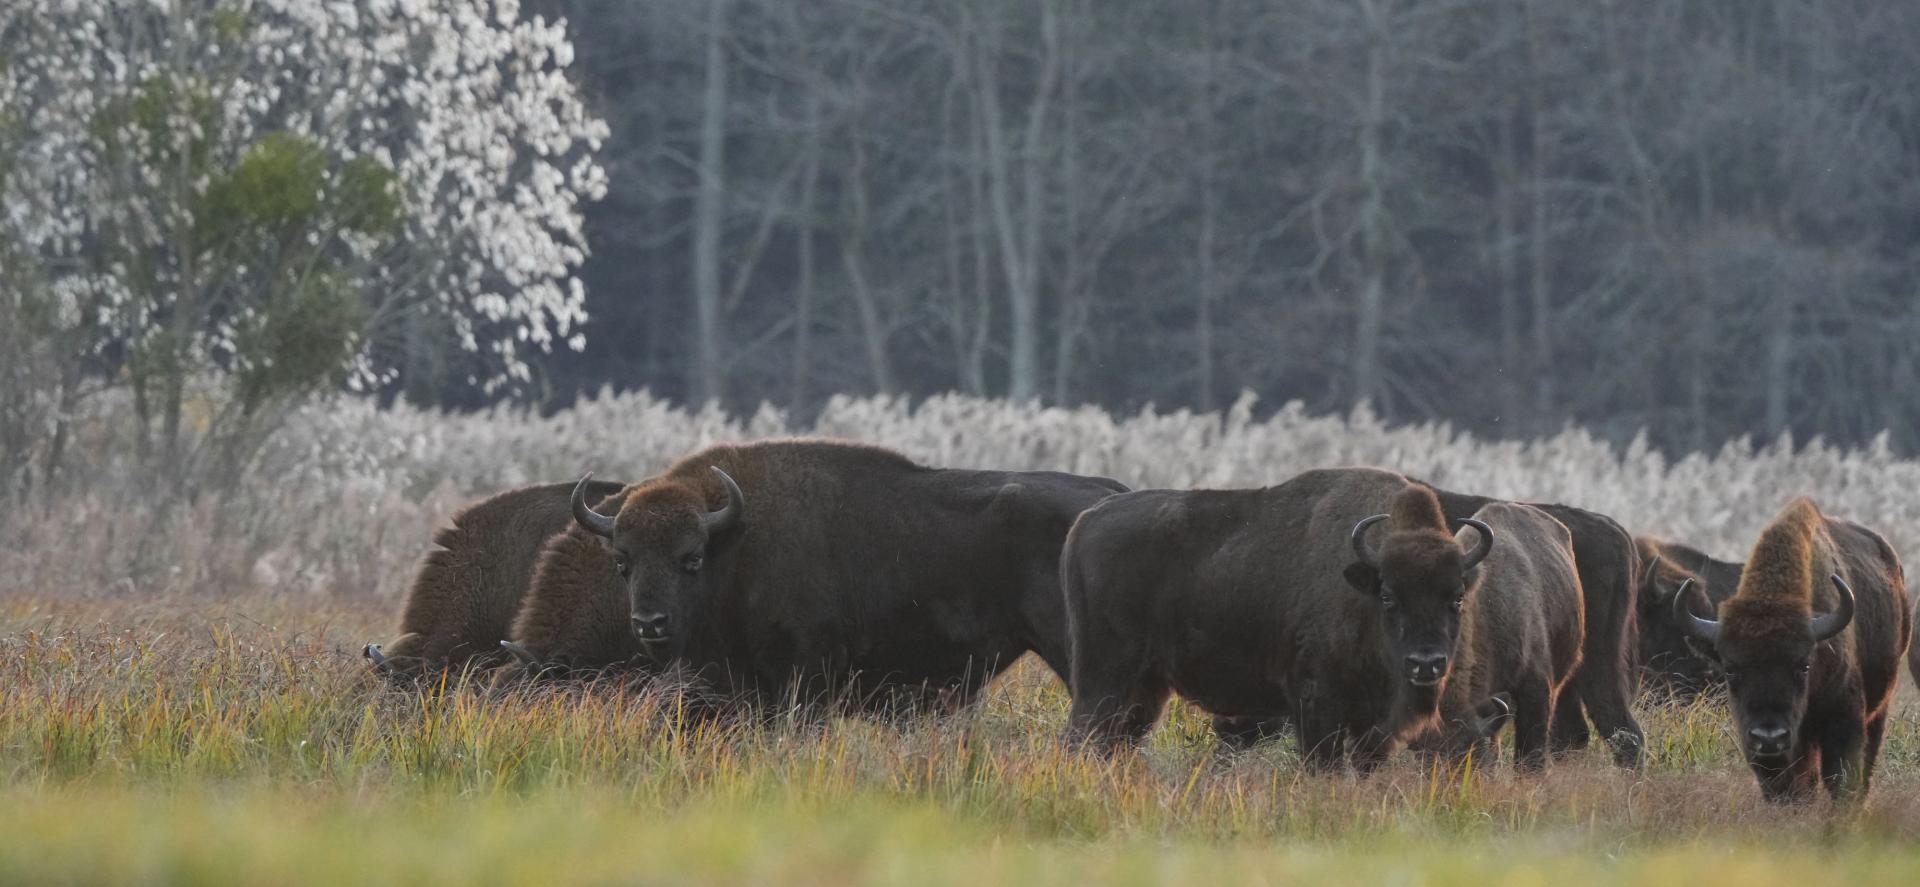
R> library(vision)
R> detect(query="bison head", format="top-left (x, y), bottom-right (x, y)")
top-left (1343, 488), bottom-right (1493, 692)
top-left (570, 467), bottom-right (745, 664)
top-left (1636, 557), bottom-right (1723, 697)
top-left (1675, 574), bottom-right (1853, 768)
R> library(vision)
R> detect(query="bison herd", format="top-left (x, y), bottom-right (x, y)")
top-left (365, 438), bottom-right (1913, 806)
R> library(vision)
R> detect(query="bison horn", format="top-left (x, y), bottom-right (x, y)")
top-left (702, 466), bottom-right (744, 534)
top-left (1473, 692), bottom-right (1514, 738)
top-left (1673, 577), bottom-right (1721, 645)
top-left (1453, 518), bottom-right (1494, 571)
top-left (572, 472), bottom-right (618, 538)
top-left (500, 640), bottom-right (541, 667)
top-left (364, 643), bottom-right (395, 676)
top-left (1349, 514), bottom-right (1390, 567)
top-left (1811, 574), bottom-right (1856, 641)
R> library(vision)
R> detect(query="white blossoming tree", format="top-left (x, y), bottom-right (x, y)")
top-left (0, 0), bottom-right (606, 491)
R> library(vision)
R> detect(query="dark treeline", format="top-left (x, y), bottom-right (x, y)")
top-left (461, 0), bottom-right (1920, 453)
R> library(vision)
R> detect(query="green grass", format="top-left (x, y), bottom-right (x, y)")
top-left (3, 593), bottom-right (1919, 885)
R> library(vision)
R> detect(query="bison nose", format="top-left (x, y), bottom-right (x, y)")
top-left (631, 612), bottom-right (672, 642)
top-left (1404, 651), bottom-right (1449, 687)
top-left (1747, 724), bottom-right (1791, 757)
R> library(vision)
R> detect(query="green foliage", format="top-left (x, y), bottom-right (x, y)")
top-left (232, 271), bottom-right (366, 411)
top-left (201, 132), bottom-right (329, 238)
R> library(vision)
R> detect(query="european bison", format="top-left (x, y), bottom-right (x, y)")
top-left (1413, 502), bottom-right (1584, 769)
top-left (515, 438), bottom-right (1127, 711)
top-left (1634, 536), bottom-right (1743, 699)
top-left (363, 478), bottom-right (626, 681)
top-left (1062, 467), bottom-right (1502, 769)
top-left (1212, 484), bottom-right (1646, 768)
top-left (1674, 498), bottom-right (1910, 804)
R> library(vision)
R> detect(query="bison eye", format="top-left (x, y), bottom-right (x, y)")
top-left (613, 555), bottom-right (631, 578)
top-left (1379, 589), bottom-right (1396, 608)
top-left (1796, 661), bottom-right (1811, 677)
top-left (682, 554), bottom-right (704, 574)
top-left (1450, 596), bottom-right (1465, 613)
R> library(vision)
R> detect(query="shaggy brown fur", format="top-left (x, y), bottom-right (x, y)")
top-left (367, 479), bottom-right (626, 680)
top-left (510, 438), bottom-right (1128, 710)
top-left (1634, 536), bottom-right (1744, 698)
top-left (1426, 503), bottom-right (1584, 769)
top-left (1691, 497), bottom-right (1910, 804)
top-left (1061, 467), bottom-right (1492, 769)
top-left (1213, 490), bottom-right (1646, 769)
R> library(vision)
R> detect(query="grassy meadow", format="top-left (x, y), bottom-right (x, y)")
top-left (5, 391), bottom-right (1920, 884)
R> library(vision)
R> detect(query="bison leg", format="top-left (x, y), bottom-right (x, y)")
top-left (1292, 690), bottom-right (1349, 772)
top-left (1816, 714), bottom-right (1868, 806)
top-left (1065, 678), bottom-right (1168, 752)
top-left (1566, 663), bottom-right (1644, 769)
top-left (1548, 692), bottom-right (1589, 755)
top-left (1510, 675), bottom-right (1555, 772)
top-left (1210, 713), bottom-right (1291, 751)
top-left (1860, 711), bottom-right (1889, 797)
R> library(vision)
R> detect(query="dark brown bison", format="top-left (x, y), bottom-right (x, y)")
top-left (363, 478), bottom-right (626, 681)
top-left (1210, 484), bottom-right (1646, 768)
top-left (1634, 536), bottom-right (1744, 699)
top-left (512, 438), bottom-right (1127, 711)
top-left (1412, 502), bottom-right (1584, 770)
top-left (1674, 498), bottom-right (1910, 804)
top-left (1062, 468), bottom-right (1507, 769)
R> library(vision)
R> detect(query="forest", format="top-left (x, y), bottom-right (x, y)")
top-left (512, 0), bottom-right (1920, 453)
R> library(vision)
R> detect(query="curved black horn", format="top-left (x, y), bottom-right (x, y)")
top-left (1453, 518), bottom-right (1494, 571)
top-left (1672, 578), bottom-right (1720, 644)
top-left (1811, 574), bottom-right (1856, 641)
top-left (1640, 558), bottom-right (1665, 602)
top-left (364, 643), bottom-right (395, 676)
top-left (1474, 692), bottom-right (1514, 739)
top-left (703, 466), bottom-right (744, 534)
top-left (1349, 514), bottom-right (1390, 567)
top-left (571, 472), bottom-right (617, 538)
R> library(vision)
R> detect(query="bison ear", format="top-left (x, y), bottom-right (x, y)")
top-left (1343, 562), bottom-right (1380, 594)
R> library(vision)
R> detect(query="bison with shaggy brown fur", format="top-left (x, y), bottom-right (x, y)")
top-left (1674, 498), bottom-right (1909, 804)
top-left (1061, 468), bottom-right (1501, 769)
top-left (1210, 486), bottom-right (1646, 768)
top-left (363, 479), bottom-right (626, 681)
top-left (1412, 502), bottom-right (1584, 770)
top-left (512, 438), bottom-right (1127, 712)
top-left (1634, 536), bottom-right (1744, 699)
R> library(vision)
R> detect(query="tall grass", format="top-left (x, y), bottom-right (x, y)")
top-left (4, 391), bottom-right (1919, 883)
top-left (8, 389), bottom-right (1918, 601)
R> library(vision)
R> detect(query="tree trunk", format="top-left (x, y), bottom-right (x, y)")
top-left (691, 0), bottom-right (731, 405)
top-left (1194, 0), bottom-right (1219, 411)
top-left (1350, 5), bottom-right (1388, 409)
top-left (1524, 3), bottom-right (1555, 433)
top-left (789, 91), bottom-right (821, 410)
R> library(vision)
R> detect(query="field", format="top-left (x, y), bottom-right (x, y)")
top-left (4, 391), bottom-right (1920, 885)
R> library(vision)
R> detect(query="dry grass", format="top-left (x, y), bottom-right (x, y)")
top-left (6, 391), bottom-right (1920, 883)
top-left (1, 592), bottom-right (1917, 885)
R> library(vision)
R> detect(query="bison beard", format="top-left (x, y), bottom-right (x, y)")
top-left (1062, 468), bottom-right (1504, 770)
top-left (1675, 497), bottom-right (1910, 805)
top-left (363, 478), bottom-right (628, 683)
top-left (509, 438), bottom-right (1127, 713)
